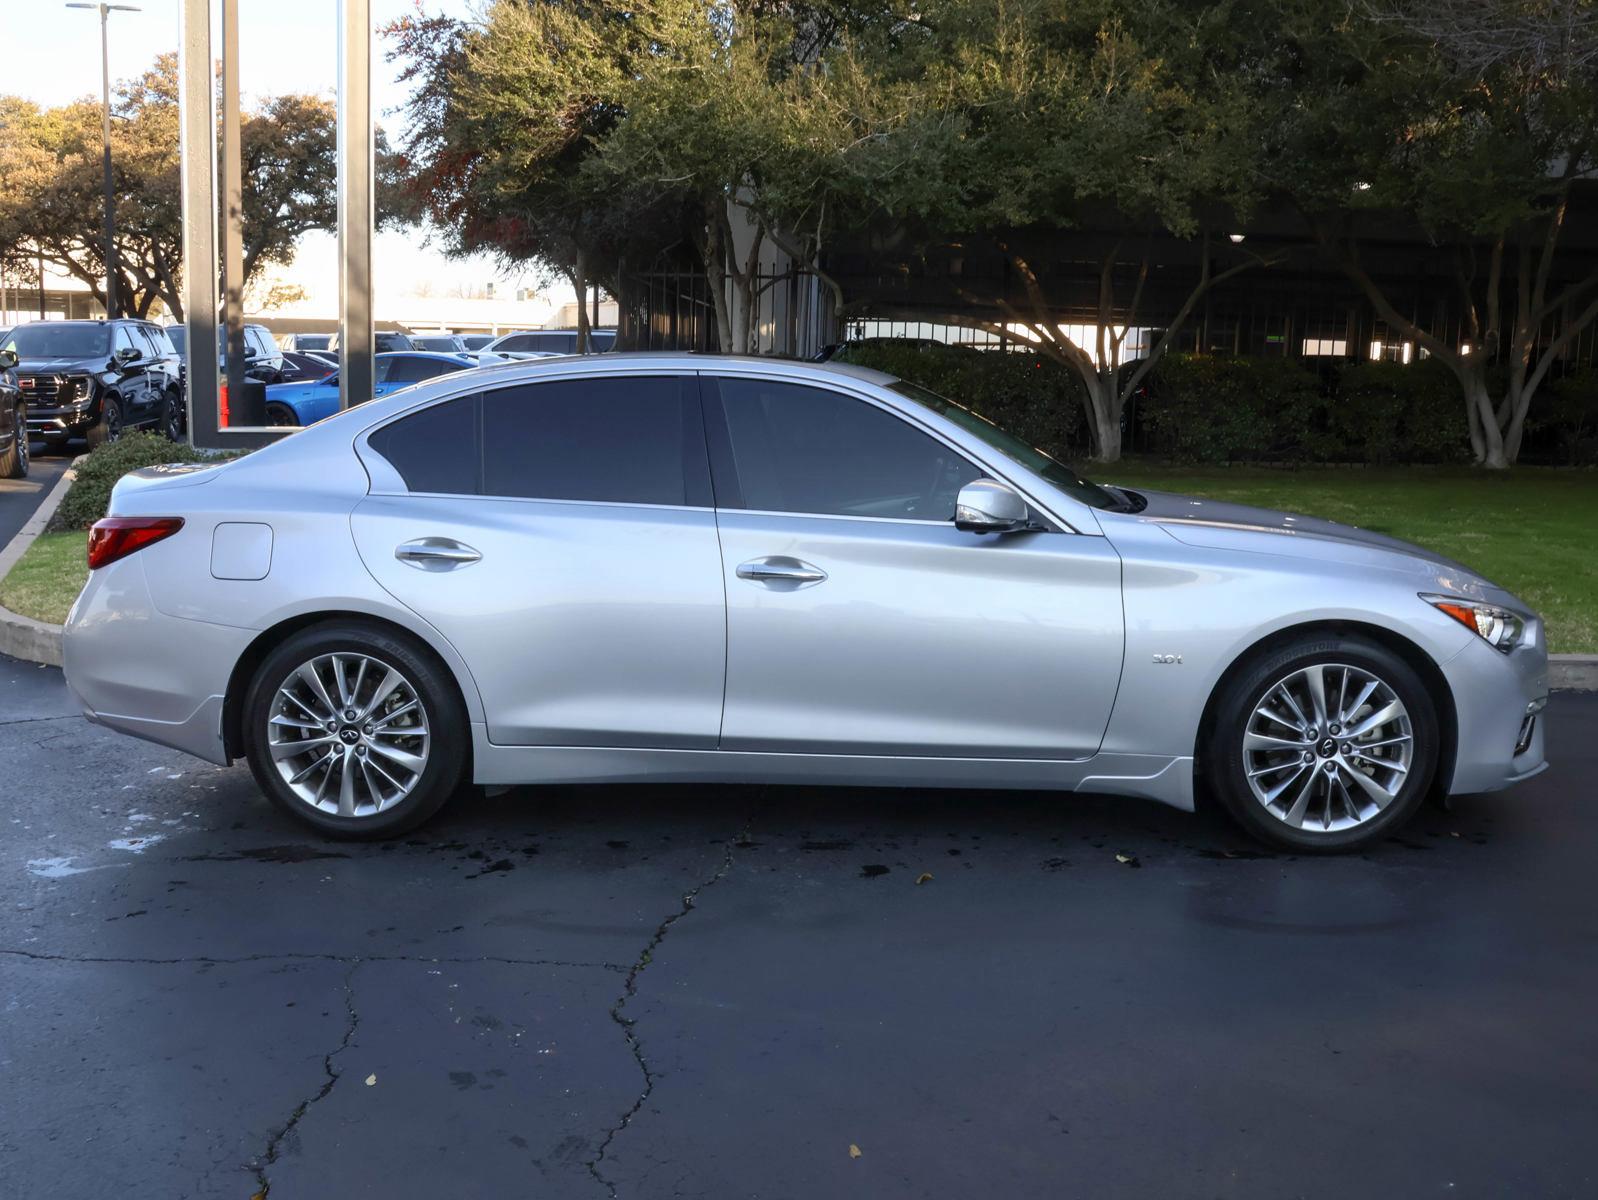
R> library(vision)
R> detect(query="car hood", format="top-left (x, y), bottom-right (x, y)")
top-left (17, 356), bottom-right (104, 373)
top-left (1118, 487), bottom-right (1500, 594)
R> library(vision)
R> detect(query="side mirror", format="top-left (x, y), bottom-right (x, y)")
top-left (955, 478), bottom-right (1033, 534)
top-left (114, 345), bottom-right (140, 364)
top-left (0, 349), bottom-right (16, 370)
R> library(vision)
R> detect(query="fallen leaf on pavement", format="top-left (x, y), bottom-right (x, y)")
top-left (365, 1074), bottom-right (377, 1086)
top-left (1115, 854), bottom-right (1142, 869)
top-left (849, 1144), bottom-right (862, 1159)
top-left (915, 872), bottom-right (933, 885)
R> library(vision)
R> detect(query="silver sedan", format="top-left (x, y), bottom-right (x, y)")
top-left (61, 355), bottom-right (1548, 851)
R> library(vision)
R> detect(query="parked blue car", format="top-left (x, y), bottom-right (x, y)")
top-left (263, 352), bottom-right (476, 426)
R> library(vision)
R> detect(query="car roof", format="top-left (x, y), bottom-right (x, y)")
top-left (377, 350), bottom-right (475, 362)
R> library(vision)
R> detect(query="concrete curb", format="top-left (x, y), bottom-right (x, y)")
top-left (1552, 656), bottom-right (1598, 692)
top-left (0, 463), bottom-right (77, 668)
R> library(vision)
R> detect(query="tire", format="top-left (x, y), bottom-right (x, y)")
top-left (86, 395), bottom-right (123, 448)
top-left (1204, 633), bottom-right (1440, 853)
top-left (242, 621), bottom-right (468, 839)
top-left (264, 401), bottom-right (298, 427)
top-left (161, 391), bottom-right (185, 442)
top-left (0, 407), bottom-right (26, 478)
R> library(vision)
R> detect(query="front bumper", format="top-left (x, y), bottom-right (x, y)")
top-left (1442, 632), bottom-right (1549, 794)
top-left (62, 555), bottom-right (252, 766)
top-left (25, 404), bottom-right (94, 437)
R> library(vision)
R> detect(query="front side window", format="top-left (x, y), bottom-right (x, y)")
top-left (482, 376), bottom-right (706, 505)
top-left (113, 326), bottom-right (139, 358)
top-left (714, 378), bottom-right (982, 521)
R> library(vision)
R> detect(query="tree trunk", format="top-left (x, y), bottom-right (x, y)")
top-left (1458, 365), bottom-right (1508, 469)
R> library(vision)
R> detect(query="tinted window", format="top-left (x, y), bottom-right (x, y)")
top-left (483, 376), bottom-right (707, 506)
top-left (3, 323), bottom-right (111, 358)
top-left (367, 395), bottom-right (480, 495)
top-left (528, 333), bottom-right (575, 353)
top-left (715, 379), bottom-right (981, 521)
top-left (113, 326), bottom-right (139, 357)
top-left (252, 327), bottom-right (280, 355)
top-left (145, 326), bottom-right (175, 356)
top-left (133, 326), bottom-right (163, 357)
top-left (387, 355), bottom-right (466, 384)
top-left (496, 335), bottom-right (534, 353)
top-left (165, 326), bottom-right (186, 354)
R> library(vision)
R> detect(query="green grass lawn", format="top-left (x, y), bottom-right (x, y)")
top-left (0, 531), bottom-right (88, 627)
top-left (1104, 465), bottom-right (1598, 654)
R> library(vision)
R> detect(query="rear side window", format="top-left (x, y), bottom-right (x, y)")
top-left (713, 378), bottom-right (981, 521)
top-left (366, 377), bottom-right (709, 505)
top-left (496, 335), bottom-right (533, 353)
top-left (387, 355), bottom-right (463, 384)
top-left (482, 376), bottom-right (708, 506)
top-left (367, 395), bottom-right (481, 495)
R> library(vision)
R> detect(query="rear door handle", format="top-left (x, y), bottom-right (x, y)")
top-left (736, 556), bottom-right (827, 586)
top-left (395, 537), bottom-right (482, 571)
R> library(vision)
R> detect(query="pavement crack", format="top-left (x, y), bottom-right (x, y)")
top-left (587, 819), bottom-right (752, 1197)
top-left (0, 714), bottom-right (79, 727)
top-left (248, 959), bottom-right (361, 1199)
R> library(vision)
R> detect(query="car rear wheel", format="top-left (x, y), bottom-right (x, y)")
top-left (242, 622), bottom-right (468, 839)
top-left (1, 407), bottom-right (26, 478)
top-left (162, 391), bottom-right (185, 441)
top-left (1205, 634), bottom-right (1439, 853)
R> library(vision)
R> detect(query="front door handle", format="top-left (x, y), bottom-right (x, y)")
top-left (736, 556), bottom-right (827, 586)
top-left (395, 537), bottom-right (482, 571)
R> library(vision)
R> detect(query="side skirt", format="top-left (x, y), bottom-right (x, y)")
top-left (469, 726), bottom-right (1196, 811)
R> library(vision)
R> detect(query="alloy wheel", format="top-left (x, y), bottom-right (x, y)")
top-left (266, 652), bottom-right (431, 818)
top-left (1242, 663), bottom-right (1414, 834)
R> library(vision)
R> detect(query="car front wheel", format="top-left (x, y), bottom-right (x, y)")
top-left (242, 622), bottom-right (468, 839)
top-left (87, 395), bottom-right (122, 448)
top-left (1, 407), bottom-right (26, 478)
top-left (1206, 634), bottom-right (1440, 853)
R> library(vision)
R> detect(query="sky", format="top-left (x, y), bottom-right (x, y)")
top-left (10, 0), bottom-right (568, 314)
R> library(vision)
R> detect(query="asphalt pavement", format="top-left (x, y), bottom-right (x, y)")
top-left (1, 653), bottom-right (1595, 1199)
top-left (0, 439), bottom-right (71, 548)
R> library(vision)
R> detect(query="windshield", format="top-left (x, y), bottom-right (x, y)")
top-left (888, 380), bottom-right (1120, 511)
top-left (414, 336), bottom-right (460, 352)
top-left (3, 323), bottom-right (111, 359)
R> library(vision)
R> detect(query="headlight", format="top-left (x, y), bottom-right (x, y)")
top-left (1422, 594), bottom-right (1526, 653)
top-left (66, 375), bottom-right (93, 403)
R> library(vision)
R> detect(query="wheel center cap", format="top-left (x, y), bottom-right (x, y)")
top-left (339, 727), bottom-right (360, 744)
top-left (1318, 737), bottom-right (1338, 758)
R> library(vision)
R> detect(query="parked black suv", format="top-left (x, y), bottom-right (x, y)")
top-left (166, 322), bottom-right (288, 385)
top-left (1, 320), bottom-right (184, 451)
top-left (0, 347), bottom-right (25, 478)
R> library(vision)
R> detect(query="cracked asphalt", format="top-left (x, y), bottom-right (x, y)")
top-left (1, 653), bottom-right (1596, 1199)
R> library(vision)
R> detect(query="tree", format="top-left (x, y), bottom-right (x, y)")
top-left (1257, 0), bottom-right (1598, 468)
top-left (0, 54), bottom-right (339, 321)
top-left (388, 0), bottom-right (883, 353)
top-left (832, 0), bottom-right (1278, 461)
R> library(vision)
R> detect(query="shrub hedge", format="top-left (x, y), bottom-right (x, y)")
top-left (51, 432), bottom-right (228, 531)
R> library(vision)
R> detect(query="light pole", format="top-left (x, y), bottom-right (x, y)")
top-left (66, 2), bottom-right (141, 321)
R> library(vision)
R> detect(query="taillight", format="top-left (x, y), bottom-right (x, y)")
top-left (87, 517), bottom-right (185, 570)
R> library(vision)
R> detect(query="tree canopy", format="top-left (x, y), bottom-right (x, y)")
top-left (0, 54), bottom-right (340, 320)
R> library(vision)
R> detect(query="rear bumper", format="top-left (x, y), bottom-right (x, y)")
top-left (1442, 634), bottom-right (1549, 795)
top-left (62, 556), bottom-right (251, 766)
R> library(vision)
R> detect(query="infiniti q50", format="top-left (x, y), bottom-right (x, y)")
top-left (61, 356), bottom-right (1548, 851)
